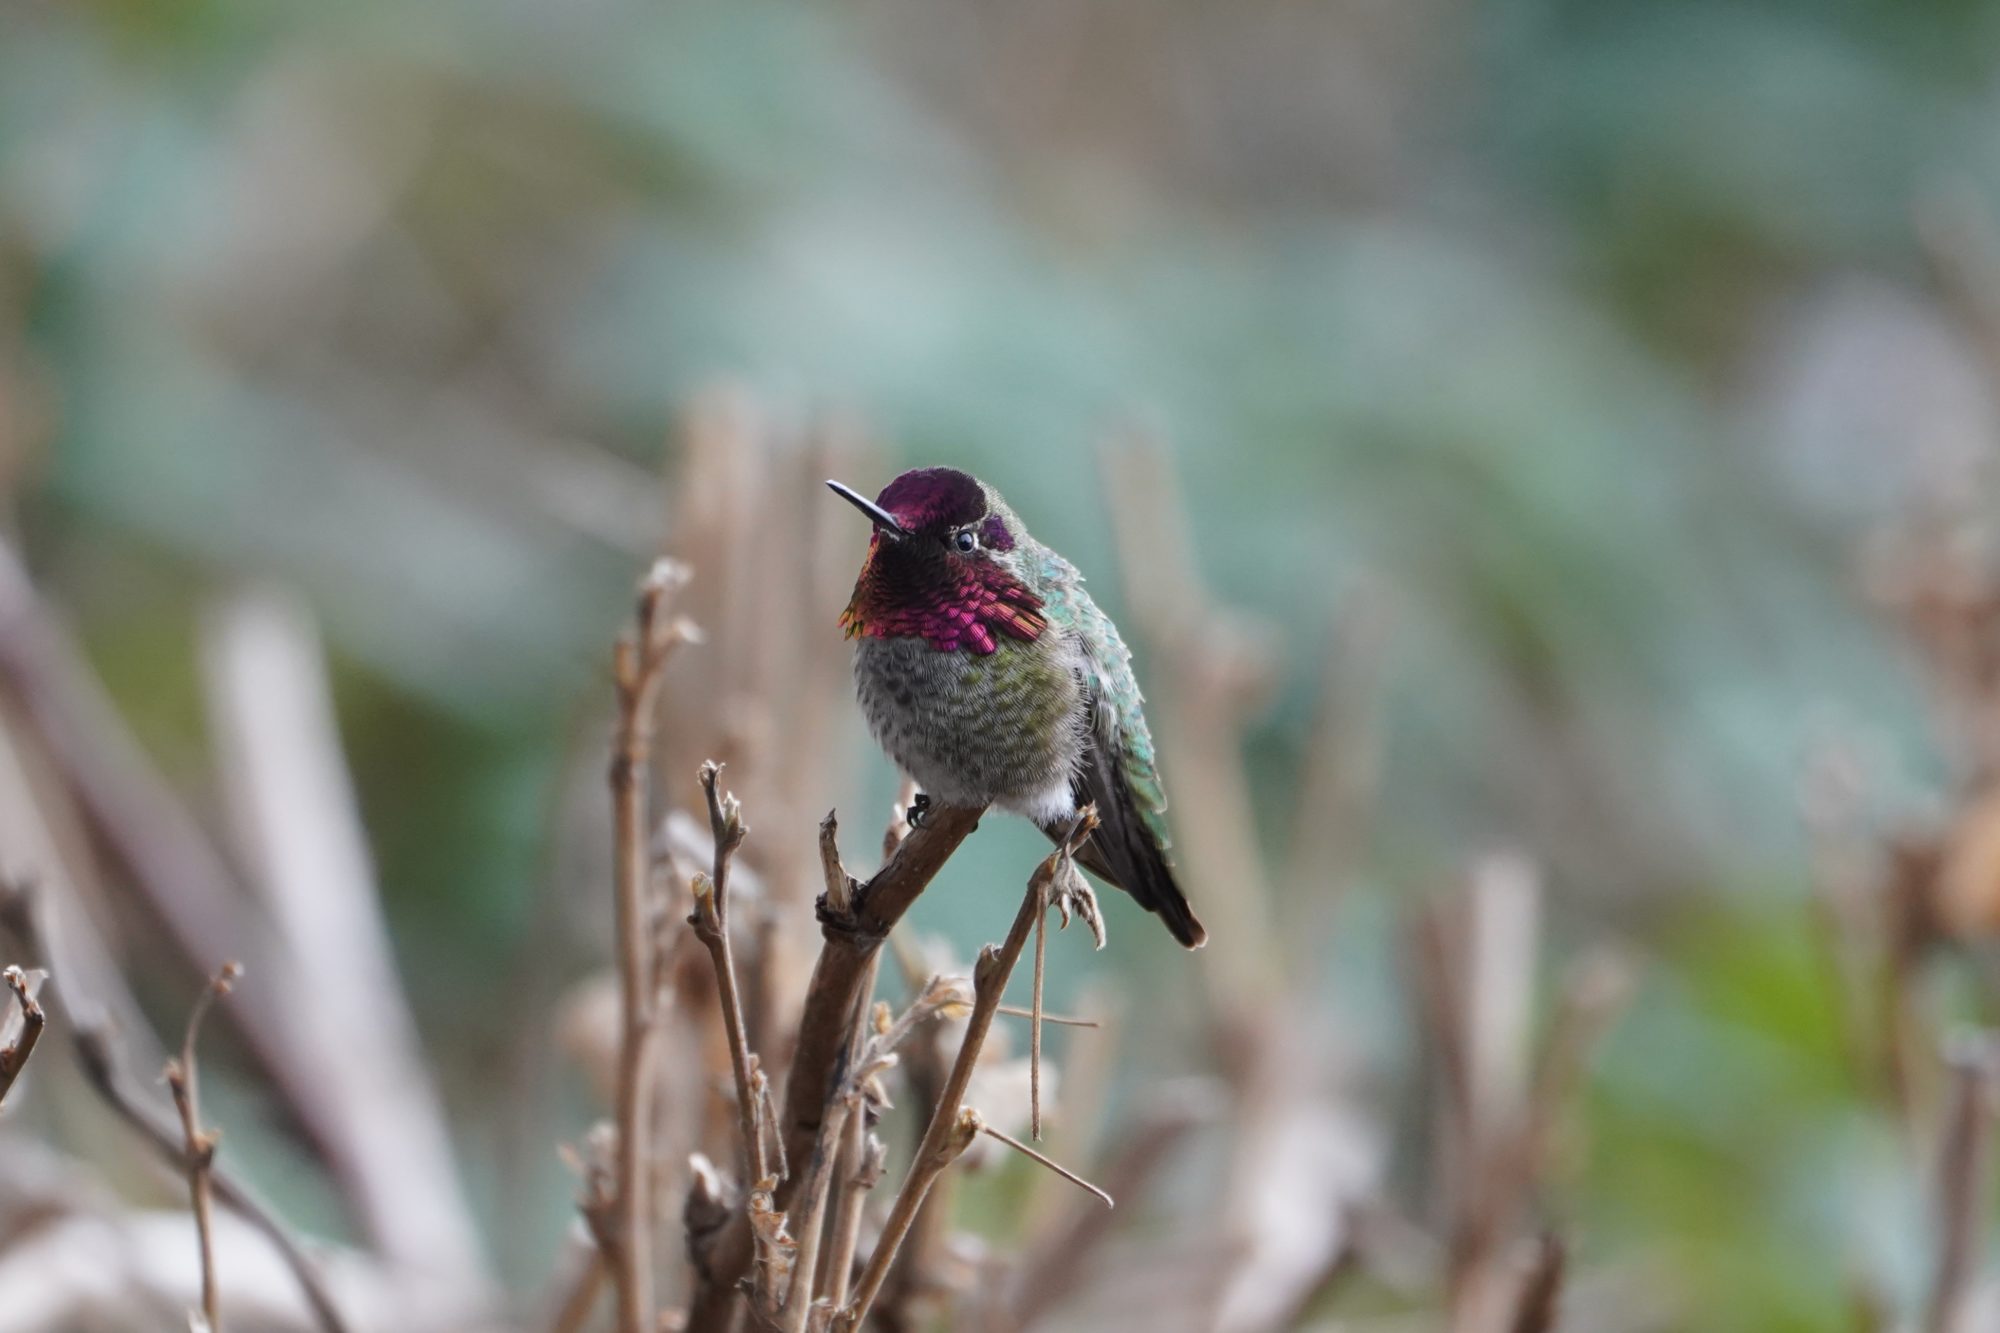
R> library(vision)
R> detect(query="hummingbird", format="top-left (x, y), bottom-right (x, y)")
top-left (828, 467), bottom-right (1206, 948)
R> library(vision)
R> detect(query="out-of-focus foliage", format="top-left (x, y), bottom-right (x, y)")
top-left (6, 0), bottom-right (1999, 1325)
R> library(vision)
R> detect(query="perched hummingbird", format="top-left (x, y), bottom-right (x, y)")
top-left (828, 467), bottom-right (1206, 948)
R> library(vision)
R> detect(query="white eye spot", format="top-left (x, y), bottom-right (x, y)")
top-left (954, 530), bottom-right (978, 553)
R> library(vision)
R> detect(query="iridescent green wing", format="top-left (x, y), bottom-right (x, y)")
top-left (1032, 546), bottom-right (1172, 848)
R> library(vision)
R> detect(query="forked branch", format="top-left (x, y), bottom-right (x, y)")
top-left (833, 809), bottom-right (1101, 1333)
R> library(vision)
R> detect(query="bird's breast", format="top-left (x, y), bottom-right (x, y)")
top-left (853, 633), bottom-right (1084, 809)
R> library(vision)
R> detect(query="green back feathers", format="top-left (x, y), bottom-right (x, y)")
top-left (1027, 541), bottom-right (1173, 849)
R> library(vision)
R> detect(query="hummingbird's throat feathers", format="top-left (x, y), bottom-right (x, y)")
top-left (841, 539), bottom-right (1048, 655)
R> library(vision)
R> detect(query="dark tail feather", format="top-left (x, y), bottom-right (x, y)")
top-left (1047, 745), bottom-right (1207, 949)
top-left (1071, 826), bottom-right (1207, 949)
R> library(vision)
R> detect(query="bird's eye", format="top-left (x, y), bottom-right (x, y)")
top-left (953, 530), bottom-right (978, 553)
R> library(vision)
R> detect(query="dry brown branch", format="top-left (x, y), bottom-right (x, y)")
top-left (597, 558), bottom-right (697, 1333)
top-left (72, 1024), bottom-right (350, 1333)
top-left (692, 760), bottom-right (769, 1189)
top-left (1031, 896), bottom-right (1047, 1140)
top-left (781, 801), bottom-right (987, 1192)
top-left (687, 798), bottom-right (990, 1333)
top-left (1926, 1035), bottom-right (1997, 1333)
top-left (777, 1093), bottom-right (850, 1333)
top-left (833, 811), bottom-right (1098, 1333)
top-left (0, 963), bottom-right (44, 1107)
top-left (822, 1122), bottom-right (885, 1311)
top-left (164, 961), bottom-right (243, 1333)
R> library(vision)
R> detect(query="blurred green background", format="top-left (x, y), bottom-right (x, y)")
top-left (6, 0), bottom-right (1998, 1327)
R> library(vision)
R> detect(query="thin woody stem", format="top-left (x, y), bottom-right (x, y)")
top-left (606, 560), bottom-right (694, 1333)
top-left (166, 961), bottom-right (242, 1333)
top-left (1032, 897), bottom-right (1047, 1140)
top-left (693, 760), bottom-right (769, 1188)
top-left (998, 1004), bottom-right (1097, 1028)
top-left (978, 1123), bottom-right (1114, 1209)
top-left (778, 1095), bottom-right (851, 1333)
top-left (821, 1113), bottom-right (880, 1309)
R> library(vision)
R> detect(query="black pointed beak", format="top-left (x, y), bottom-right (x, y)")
top-left (826, 480), bottom-right (908, 538)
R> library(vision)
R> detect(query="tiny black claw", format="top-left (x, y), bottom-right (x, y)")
top-left (906, 792), bottom-right (933, 830)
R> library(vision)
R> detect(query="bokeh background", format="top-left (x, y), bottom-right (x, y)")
top-left (7, 0), bottom-right (2000, 1329)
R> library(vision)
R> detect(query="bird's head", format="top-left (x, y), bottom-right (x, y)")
top-left (828, 468), bottom-right (1046, 654)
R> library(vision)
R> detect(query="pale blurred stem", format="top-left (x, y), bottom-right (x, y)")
top-left (1926, 1041), bottom-right (1996, 1333)
top-left (835, 815), bottom-right (1096, 1333)
top-left (166, 963), bottom-right (241, 1333)
top-left (548, 1250), bottom-right (607, 1333)
top-left (693, 760), bottom-right (770, 1188)
top-left (0, 964), bottom-right (44, 1108)
top-left (1506, 1234), bottom-right (1566, 1333)
top-left (607, 563), bottom-right (692, 1333)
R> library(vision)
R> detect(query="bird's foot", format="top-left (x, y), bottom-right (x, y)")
top-left (1048, 862), bottom-right (1106, 951)
top-left (906, 792), bottom-right (933, 830)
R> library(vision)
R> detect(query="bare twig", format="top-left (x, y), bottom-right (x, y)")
top-left (165, 961), bottom-right (243, 1333)
top-left (600, 558), bottom-right (696, 1333)
top-left (1032, 894), bottom-right (1047, 1140)
top-left (978, 1123), bottom-right (1113, 1208)
top-left (821, 811), bottom-right (859, 917)
top-left (692, 760), bottom-right (769, 1188)
top-left (73, 1023), bottom-right (350, 1333)
top-left (835, 1106), bottom-right (982, 1333)
top-left (778, 1094), bottom-right (851, 1333)
top-left (834, 811), bottom-right (1098, 1333)
top-left (0, 963), bottom-right (44, 1107)
top-left (690, 800), bottom-right (992, 1333)
top-left (998, 1004), bottom-right (1097, 1027)
top-left (823, 1124), bottom-right (885, 1310)
top-left (807, 945), bottom-right (885, 1314)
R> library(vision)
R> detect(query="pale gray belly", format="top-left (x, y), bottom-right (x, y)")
top-left (853, 634), bottom-right (1085, 813)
